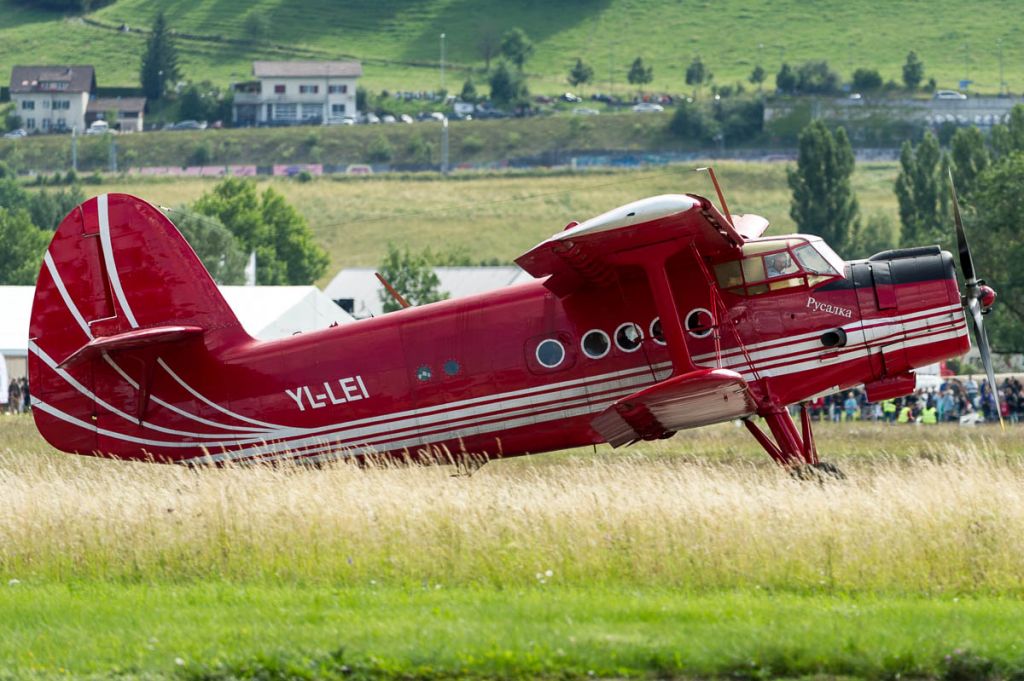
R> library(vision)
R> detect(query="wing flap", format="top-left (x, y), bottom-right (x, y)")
top-left (591, 368), bottom-right (756, 447)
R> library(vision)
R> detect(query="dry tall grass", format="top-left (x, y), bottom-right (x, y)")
top-left (2, 417), bottom-right (1022, 593)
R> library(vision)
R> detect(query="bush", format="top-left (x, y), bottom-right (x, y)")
top-left (796, 61), bottom-right (840, 94)
top-left (187, 142), bottom-right (212, 166)
top-left (668, 102), bottom-right (717, 142)
top-left (366, 135), bottom-right (393, 163)
top-left (714, 99), bottom-right (763, 142)
top-left (461, 135), bottom-right (485, 155)
top-left (295, 170), bottom-right (313, 183)
top-left (852, 68), bottom-right (883, 92)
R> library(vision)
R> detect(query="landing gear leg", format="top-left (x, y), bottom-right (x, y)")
top-left (744, 404), bottom-right (845, 479)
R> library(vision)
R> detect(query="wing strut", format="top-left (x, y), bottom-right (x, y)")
top-left (642, 255), bottom-right (697, 374)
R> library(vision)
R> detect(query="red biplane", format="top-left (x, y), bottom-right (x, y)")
top-left (28, 174), bottom-right (999, 471)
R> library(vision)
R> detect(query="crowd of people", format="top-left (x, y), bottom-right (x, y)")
top-left (808, 376), bottom-right (1024, 425)
top-left (3, 377), bottom-right (30, 414)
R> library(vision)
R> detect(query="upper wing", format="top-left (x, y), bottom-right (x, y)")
top-left (515, 194), bottom-right (745, 296)
top-left (591, 368), bottom-right (756, 447)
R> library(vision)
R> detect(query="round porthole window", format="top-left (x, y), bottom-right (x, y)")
top-left (685, 308), bottom-right (714, 338)
top-left (581, 329), bottom-right (611, 359)
top-left (649, 318), bottom-right (666, 345)
top-left (615, 322), bottom-right (643, 352)
top-left (535, 339), bottom-right (566, 368)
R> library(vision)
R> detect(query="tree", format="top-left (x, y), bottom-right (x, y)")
top-left (0, 207), bottom-right (50, 285)
top-left (170, 207), bottom-right (247, 284)
top-left (489, 61), bottom-right (528, 108)
top-left (787, 121), bottom-right (859, 254)
top-left (749, 65), bottom-right (765, 92)
top-left (852, 68), bottom-right (883, 92)
top-left (668, 101), bottom-right (716, 142)
top-left (902, 51), bottom-right (924, 90)
top-left (950, 127), bottom-right (989, 195)
top-left (27, 185), bottom-right (86, 231)
top-left (989, 104), bottom-right (1024, 160)
top-left (477, 24), bottom-right (501, 71)
top-left (627, 57), bottom-right (653, 92)
top-left (499, 28), bottom-right (533, 71)
top-left (259, 188), bottom-right (329, 285)
top-left (192, 178), bottom-right (328, 285)
top-left (377, 243), bottom-right (448, 313)
top-left (685, 56), bottom-right (709, 96)
top-left (795, 61), bottom-right (839, 94)
top-left (776, 63), bottom-right (796, 94)
top-left (848, 213), bottom-right (899, 259)
top-left (568, 58), bottom-right (594, 92)
top-left (894, 132), bottom-right (947, 246)
top-left (243, 12), bottom-right (268, 41)
top-left (460, 78), bottom-right (478, 103)
top-left (964, 152), bottom-right (1024, 350)
top-left (139, 11), bottom-right (181, 101)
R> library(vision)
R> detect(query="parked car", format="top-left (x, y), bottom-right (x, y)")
top-left (934, 90), bottom-right (968, 100)
top-left (632, 102), bottom-right (664, 112)
top-left (336, 117), bottom-right (356, 126)
top-left (362, 113), bottom-right (380, 124)
top-left (381, 114), bottom-right (397, 124)
top-left (572, 107), bottom-right (600, 116)
top-left (399, 114), bottom-right (414, 124)
top-left (561, 92), bottom-right (582, 103)
top-left (3, 128), bottom-right (27, 139)
top-left (167, 120), bottom-right (207, 130)
top-left (86, 120), bottom-right (111, 135)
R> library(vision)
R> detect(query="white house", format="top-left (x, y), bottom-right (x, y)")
top-left (232, 60), bottom-right (362, 126)
top-left (323, 266), bottom-right (534, 319)
top-left (0, 286), bottom-right (353, 380)
top-left (87, 97), bottom-right (146, 133)
top-left (9, 65), bottom-right (95, 133)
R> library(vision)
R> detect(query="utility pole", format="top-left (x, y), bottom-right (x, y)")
top-left (440, 33), bottom-right (446, 93)
top-left (998, 39), bottom-right (1006, 94)
top-left (441, 115), bottom-right (449, 176)
top-left (108, 136), bottom-right (117, 173)
top-left (71, 126), bottom-right (77, 172)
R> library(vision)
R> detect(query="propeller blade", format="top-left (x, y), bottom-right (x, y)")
top-left (968, 297), bottom-right (1005, 431)
top-left (948, 169), bottom-right (977, 285)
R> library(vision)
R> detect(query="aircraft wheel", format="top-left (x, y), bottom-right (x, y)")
top-left (790, 461), bottom-right (846, 482)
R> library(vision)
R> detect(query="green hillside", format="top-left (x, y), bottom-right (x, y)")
top-left (1, 0), bottom-right (1022, 95)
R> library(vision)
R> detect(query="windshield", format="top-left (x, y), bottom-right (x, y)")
top-left (793, 244), bottom-right (838, 275)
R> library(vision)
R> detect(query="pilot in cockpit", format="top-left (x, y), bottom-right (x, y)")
top-left (766, 252), bottom-right (797, 278)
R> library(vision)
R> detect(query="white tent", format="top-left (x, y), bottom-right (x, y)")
top-left (219, 286), bottom-right (354, 339)
top-left (323, 266), bottom-right (534, 319)
top-left (0, 285), bottom-right (354, 378)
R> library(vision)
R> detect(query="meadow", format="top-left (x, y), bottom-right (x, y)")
top-left (2, 414), bottom-right (1024, 678)
top-left (1, 0), bottom-right (1023, 93)
top-left (80, 161), bottom-right (902, 282)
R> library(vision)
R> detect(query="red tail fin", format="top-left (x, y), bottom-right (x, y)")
top-left (29, 193), bottom-right (247, 458)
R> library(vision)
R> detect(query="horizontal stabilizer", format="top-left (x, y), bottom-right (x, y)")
top-left (591, 368), bottom-right (756, 447)
top-left (59, 325), bottom-right (203, 368)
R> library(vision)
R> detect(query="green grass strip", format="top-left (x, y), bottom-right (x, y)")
top-left (1, 582), bottom-right (1023, 679)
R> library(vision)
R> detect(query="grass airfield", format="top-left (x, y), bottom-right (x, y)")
top-left (2, 414), bottom-right (1024, 678)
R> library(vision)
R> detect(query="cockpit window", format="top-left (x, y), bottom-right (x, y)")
top-left (793, 244), bottom-right (838, 275)
top-left (713, 238), bottom-right (843, 297)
